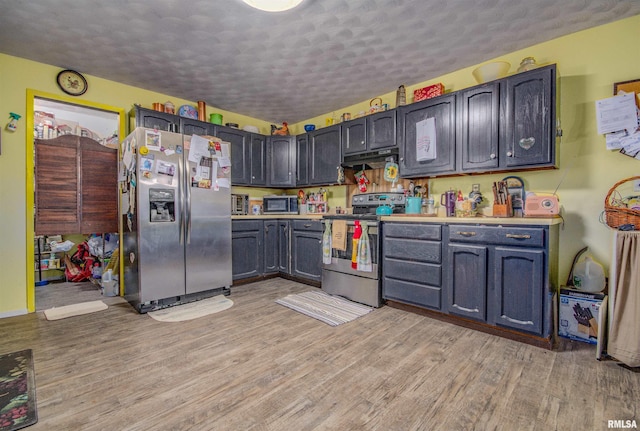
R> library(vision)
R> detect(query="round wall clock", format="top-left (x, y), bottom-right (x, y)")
top-left (56, 69), bottom-right (88, 96)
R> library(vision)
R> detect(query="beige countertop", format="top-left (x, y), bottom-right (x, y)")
top-left (233, 213), bottom-right (561, 225)
top-left (380, 214), bottom-right (563, 225)
top-left (232, 214), bottom-right (324, 220)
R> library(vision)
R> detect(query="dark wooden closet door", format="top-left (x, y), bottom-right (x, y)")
top-left (80, 138), bottom-right (118, 234)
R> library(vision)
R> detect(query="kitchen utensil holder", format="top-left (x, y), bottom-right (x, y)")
top-left (493, 196), bottom-right (513, 217)
top-left (604, 176), bottom-right (640, 229)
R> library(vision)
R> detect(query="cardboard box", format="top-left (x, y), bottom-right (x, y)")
top-left (558, 288), bottom-right (606, 344)
top-left (414, 83), bottom-right (444, 102)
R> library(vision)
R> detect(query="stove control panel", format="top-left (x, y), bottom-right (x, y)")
top-left (351, 192), bottom-right (406, 207)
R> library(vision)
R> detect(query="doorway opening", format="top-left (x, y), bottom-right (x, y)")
top-left (25, 90), bottom-right (126, 312)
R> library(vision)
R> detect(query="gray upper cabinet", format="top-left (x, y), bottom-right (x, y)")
top-left (342, 118), bottom-right (367, 155)
top-left (342, 110), bottom-right (397, 156)
top-left (267, 135), bottom-right (296, 187)
top-left (309, 124), bottom-right (341, 185)
top-left (296, 134), bottom-right (309, 186)
top-left (502, 64), bottom-right (556, 169)
top-left (215, 126), bottom-right (266, 186)
top-left (181, 117), bottom-right (216, 136)
top-left (368, 109), bottom-right (397, 151)
top-left (398, 94), bottom-right (457, 177)
top-left (459, 82), bottom-right (500, 172)
top-left (133, 105), bottom-right (179, 133)
top-left (250, 134), bottom-right (267, 186)
top-left (216, 126), bottom-right (251, 186)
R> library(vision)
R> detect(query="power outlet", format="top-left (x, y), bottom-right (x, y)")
top-left (634, 179), bottom-right (640, 192)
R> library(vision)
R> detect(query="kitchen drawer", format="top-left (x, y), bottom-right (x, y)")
top-left (447, 225), bottom-right (545, 248)
top-left (383, 223), bottom-right (442, 240)
top-left (384, 238), bottom-right (441, 264)
top-left (232, 220), bottom-right (264, 232)
top-left (383, 277), bottom-right (441, 310)
top-left (383, 258), bottom-right (441, 286)
top-left (292, 219), bottom-right (323, 232)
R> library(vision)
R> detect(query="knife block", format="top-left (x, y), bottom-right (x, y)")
top-left (492, 196), bottom-right (513, 217)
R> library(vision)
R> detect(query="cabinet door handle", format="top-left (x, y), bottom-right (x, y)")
top-left (304, 224), bottom-right (311, 228)
top-left (507, 151), bottom-right (513, 157)
top-left (506, 233), bottom-right (531, 239)
top-left (265, 226), bottom-right (269, 233)
top-left (456, 231), bottom-right (477, 236)
top-left (490, 153), bottom-right (496, 159)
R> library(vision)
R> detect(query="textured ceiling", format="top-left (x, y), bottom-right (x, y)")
top-left (1, 0), bottom-right (639, 123)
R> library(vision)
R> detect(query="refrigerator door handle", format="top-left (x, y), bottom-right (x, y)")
top-left (186, 157), bottom-right (192, 245)
top-left (178, 151), bottom-right (185, 245)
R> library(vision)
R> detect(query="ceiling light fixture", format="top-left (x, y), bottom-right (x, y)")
top-left (242, 0), bottom-right (304, 12)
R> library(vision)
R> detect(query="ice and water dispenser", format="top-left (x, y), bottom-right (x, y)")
top-left (149, 189), bottom-right (175, 222)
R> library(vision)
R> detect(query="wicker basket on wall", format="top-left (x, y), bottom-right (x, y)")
top-left (604, 176), bottom-right (640, 229)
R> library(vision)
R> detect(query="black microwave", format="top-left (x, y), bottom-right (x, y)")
top-left (262, 195), bottom-right (299, 214)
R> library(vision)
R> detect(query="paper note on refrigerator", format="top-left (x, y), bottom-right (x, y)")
top-left (416, 117), bottom-right (437, 161)
top-left (189, 134), bottom-right (212, 163)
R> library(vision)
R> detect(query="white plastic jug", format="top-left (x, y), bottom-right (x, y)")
top-left (573, 256), bottom-right (605, 293)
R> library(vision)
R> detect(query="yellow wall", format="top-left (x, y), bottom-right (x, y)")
top-left (1, 15), bottom-right (639, 316)
top-left (0, 54), bottom-right (272, 316)
top-left (292, 15), bottom-right (640, 284)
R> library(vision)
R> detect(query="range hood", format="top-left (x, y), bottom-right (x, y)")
top-left (341, 148), bottom-right (398, 170)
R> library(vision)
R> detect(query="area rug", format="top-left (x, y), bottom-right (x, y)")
top-left (148, 295), bottom-right (233, 322)
top-left (0, 349), bottom-right (37, 431)
top-left (275, 290), bottom-right (373, 326)
top-left (43, 300), bottom-right (108, 321)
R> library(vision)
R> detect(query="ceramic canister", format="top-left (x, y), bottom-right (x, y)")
top-left (405, 197), bottom-right (422, 214)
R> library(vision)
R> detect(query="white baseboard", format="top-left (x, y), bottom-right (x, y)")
top-left (0, 309), bottom-right (28, 319)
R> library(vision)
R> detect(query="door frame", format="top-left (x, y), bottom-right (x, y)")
top-left (25, 89), bottom-right (126, 312)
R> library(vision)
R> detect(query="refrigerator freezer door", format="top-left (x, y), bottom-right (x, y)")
top-left (137, 130), bottom-right (186, 302)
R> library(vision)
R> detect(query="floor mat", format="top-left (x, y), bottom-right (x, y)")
top-left (276, 290), bottom-right (373, 326)
top-left (148, 295), bottom-right (233, 322)
top-left (43, 300), bottom-right (108, 321)
top-left (0, 349), bottom-right (37, 431)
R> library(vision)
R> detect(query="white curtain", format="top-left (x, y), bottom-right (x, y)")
top-left (608, 231), bottom-right (640, 367)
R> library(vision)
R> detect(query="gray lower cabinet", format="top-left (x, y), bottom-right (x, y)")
top-left (446, 243), bottom-right (488, 321)
top-left (231, 220), bottom-right (264, 280)
top-left (447, 224), bottom-right (553, 336)
top-left (278, 220), bottom-right (290, 273)
top-left (264, 219), bottom-right (291, 274)
top-left (291, 220), bottom-right (323, 282)
top-left (383, 221), bottom-right (557, 339)
top-left (233, 218), bottom-right (319, 282)
top-left (382, 223), bottom-right (443, 310)
top-left (264, 220), bottom-right (279, 274)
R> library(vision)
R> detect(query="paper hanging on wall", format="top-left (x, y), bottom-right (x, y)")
top-left (595, 92), bottom-right (637, 135)
top-left (416, 117), bottom-right (437, 161)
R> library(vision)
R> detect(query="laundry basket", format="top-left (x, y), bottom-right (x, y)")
top-left (604, 176), bottom-right (640, 229)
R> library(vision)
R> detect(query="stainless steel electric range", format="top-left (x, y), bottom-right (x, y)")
top-left (322, 192), bottom-right (405, 307)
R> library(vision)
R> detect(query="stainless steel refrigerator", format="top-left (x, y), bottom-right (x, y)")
top-left (121, 127), bottom-right (232, 313)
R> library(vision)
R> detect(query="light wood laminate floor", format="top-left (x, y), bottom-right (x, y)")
top-left (1, 278), bottom-right (638, 430)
